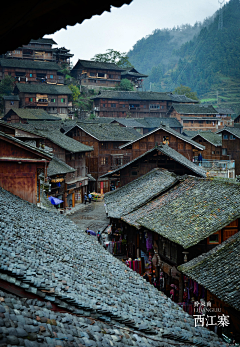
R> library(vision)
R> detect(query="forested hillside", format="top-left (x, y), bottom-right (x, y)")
top-left (128, 0), bottom-right (240, 109)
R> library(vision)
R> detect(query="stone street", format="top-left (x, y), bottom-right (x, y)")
top-left (67, 200), bottom-right (109, 232)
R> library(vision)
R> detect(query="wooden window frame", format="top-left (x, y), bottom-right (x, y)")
top-left (207, 230), bottom-right (221, 245)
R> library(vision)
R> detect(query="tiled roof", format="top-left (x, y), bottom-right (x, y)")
top-left (113, 118), bottom-right (147, 128)
top-left (141, 117), bottom-right (182, 129)
top-left (119, 124), bottom-right (205, 150)
top-left (29, 38), bottom-right (57, 45)
top-left (178, 231), bottom-right (240, 311)
top-left (2, 95), bottom-right (20, 100)
top-left (75, 122), bottom-right (142, 142)
top-left (121, 68), bottom-right (148, 78)
top-left (5, 108), bottom-right (61, 121)
top-left (0, 131), bottom-right (52, 159)
top-left (100, 144), bottom-right (206, 179)
top-left (215, 107), bottom-right (235, 115)
top-left (104, 168), bottom-right (179, 219)
top-left (15, 124), bottom-right (93, 153)
top-left (169, 94), bottom-right (199, 103)
top-left (92, 90), bottom-right (173, 101)
top-left (0, 58), bottom-right (60, 70)
top-left (0, 187), bottom-right (225, 346)
top-left (47, 156), bottom-right (76, 176)
top-left (72, 59), bottom-right (124, 71)
top-left (132, 176), bottom-right (240, 248)
top-left (14, 83), bottom-right (72, 95)
top-left (191, 131), bottom-right (222, 147)
top-left (182, 130), bottom-right (199, 137)
top-left (217, 126), bottom-right (240, 139)
top-left (170, 103), bottom-right (218, 115)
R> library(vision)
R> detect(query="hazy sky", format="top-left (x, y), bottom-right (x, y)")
top-left (44, 0), bottom-right (229, 65)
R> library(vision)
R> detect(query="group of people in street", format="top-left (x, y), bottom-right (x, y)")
top-left (84, 192), bottom-right (92, 204)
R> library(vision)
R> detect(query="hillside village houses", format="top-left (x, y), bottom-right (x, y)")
top-left (0, 35), bottom-right (239, 344)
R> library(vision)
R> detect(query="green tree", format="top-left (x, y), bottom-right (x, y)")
top-left (173, 84), bottom-right (199, 101)
top-left (115, 78), bottom-right (134, 91)
top-left (68, 84), bottom-right (80, 102)
top-left (0, 75), bottom-right (15, 113)
top-left (91, 49), bottom-right (133, 69)
top-left (148, 64), bottom-right (163, 83)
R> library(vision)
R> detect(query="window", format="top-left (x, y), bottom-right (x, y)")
top-left (129, 104), bottom-right (139, 109)
top-left (61, 98), bottom-right (65, 103)
top-left (160, 105), bottom-right (164, 109)
top-left (223, 134), bottom-right (228, 140)
top-left (109, 74), bottom-right (113, 78)
top-left (51, 98), bottom-right (56, 103)
top-left (10, 101), bottom-right (14, 105)
top-left (111, 104), bottom-right (116, 108)
top-left (222, 148), bottom-right (227, 155)
top-left (29, 73), bottom-right (33, 77)
top-left (50, 75), bottom-right (53, 79)
top-left (208, 231), bottom-right (221, 244)
top-left (29, 98), bottom-right (33, 102)
top-left (131, 171), bottom-right (138, 176)
top-left (230, 135), bottom-right (235, 140)
top-left (97, 73), bottom-right (105, 78)
top-left (100, 157), bottom-right (108, 165)
top-left (163, 136), bottom-right (169, 144)
top-left (212, 151), bottom-right (215, 154)
top-left (149, 104), bottom-right (160, 109)
top-left (102, 104), bottom-right (105, 107)
top-left (122, 104), bottom-right (125, 108)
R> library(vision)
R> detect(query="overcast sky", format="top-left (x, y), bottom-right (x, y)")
top-left (44, 0), bottom-right (229, 65)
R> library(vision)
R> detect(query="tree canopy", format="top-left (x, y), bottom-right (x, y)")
top-left (115, 79), bottom-right (134, 91)
top-left (91, 49), bottom-right (133, 69)
top-left (173, 85), bottom-right (199, 101)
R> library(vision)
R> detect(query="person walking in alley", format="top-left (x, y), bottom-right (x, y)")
top-left (84, 193), bottom-right (88, 205)
top-left (88, 192), bottom-right (92, 203)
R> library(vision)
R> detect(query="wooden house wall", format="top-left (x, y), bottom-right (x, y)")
top-left (221, 130), bottom-right (240, 175)
top-left (43, 139), bottom-right (66, 162)
top-left (66, 127), bottom-right (129, 188)
top-left (3, 111), bottom-right (28, 124)
top-left (0, 139), bottom-right (47, 203)
top-left (181, 119), bottom-right (218, 131)
top-left (192, 135), bottom-right (222, 160)
top-left (65, 152), bottom-right (86, 178)
top-left (110, 151), bottom-right (203, 188)
top-left (94, 99), bottom-right (169, 118)
top-left (1, 67), bottom-right (58, 84)
top-left (0, 161), bottom-right (43, 204)
top-left (130, 129), bottom-right (196, 161)
top-left (4, 100), bottom-right (20, 115)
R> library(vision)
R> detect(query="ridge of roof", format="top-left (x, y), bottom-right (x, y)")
top-left (119, 124), bottom-right (205, 150)
top-left (72, 59), bottom-right (124, 71)
top-left (217, 126), bottom-right (240, 139)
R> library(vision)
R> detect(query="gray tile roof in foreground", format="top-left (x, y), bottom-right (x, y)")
top-left (104, 168), bottom-right (179, 219)
top-left (100, 144), bottom-right (206, 179)
top-left (178, 231), bottom-right (240, 311)
top-left (119, 124), bottom-right (205, 150)
top-left (0, 187), bottom-right (226, 347)
top-left (0, 58), bottom-right (60, 70)
top-left (124, 176), bottom-right (240, 249)
top-left (47, 156), bottom-right (76, 176)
